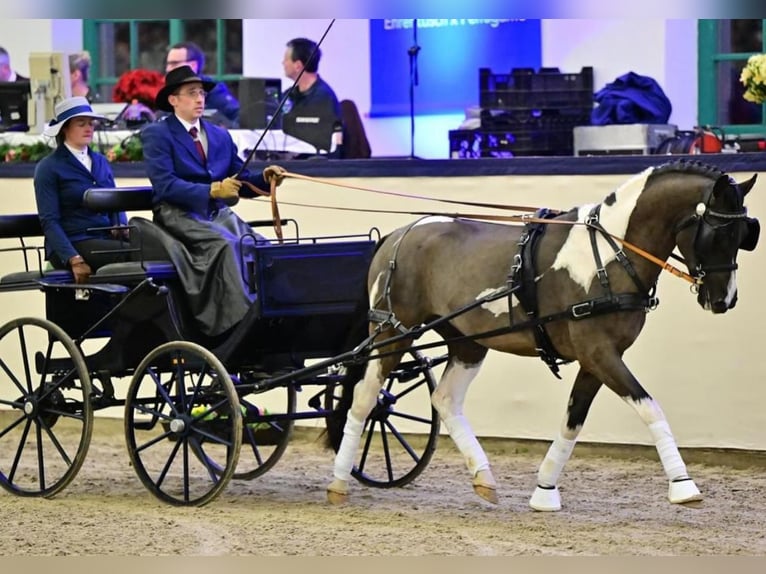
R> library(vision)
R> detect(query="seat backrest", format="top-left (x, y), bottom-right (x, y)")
top-left (339, 99), bottom-right (371, 159)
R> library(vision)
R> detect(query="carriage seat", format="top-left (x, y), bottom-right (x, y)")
top-left (81, 186), bottom-right (178, 283)
top-left (0, 213), bottom-right (74, 291)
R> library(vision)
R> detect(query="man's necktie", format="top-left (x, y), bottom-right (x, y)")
top-left (189, 126), bottom-right (206, 163)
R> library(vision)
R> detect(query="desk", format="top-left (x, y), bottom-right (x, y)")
top-left (0, 128), bottom-right (318, 160)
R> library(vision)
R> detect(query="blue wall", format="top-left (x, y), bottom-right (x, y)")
top-left (369, 19), bottom-right (542, 117)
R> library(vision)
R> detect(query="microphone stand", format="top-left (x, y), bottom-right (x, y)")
top-left (407, 19), bottom-right (421, 159)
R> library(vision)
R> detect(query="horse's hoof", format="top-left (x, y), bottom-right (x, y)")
top-left (668, 478), bottom-right (703, 505)
top-left (326, 489), bottom-right (348, 505)
top-left (473, 484), bottom-right (499, 504)
top-left (529, 485), bottom-right (561, 512)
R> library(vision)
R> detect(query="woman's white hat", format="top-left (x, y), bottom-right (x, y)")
top-left (43, 96), bottom-right (108, 137)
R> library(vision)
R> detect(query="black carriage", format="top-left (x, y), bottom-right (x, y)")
top-left (0, 187), bottom-right (442, 506)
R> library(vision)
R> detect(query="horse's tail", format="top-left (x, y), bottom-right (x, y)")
top-left (324, 234), bottom-right (390, 452)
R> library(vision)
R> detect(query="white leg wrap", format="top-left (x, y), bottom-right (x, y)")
top-left (649, 420), bottom-right (688, 481)
top-left (333, 413), bottom-right (365, 482)
top-left (442, 414), bottom-right (489, 476)
top-left (537, 433), bottom-right (577, 487)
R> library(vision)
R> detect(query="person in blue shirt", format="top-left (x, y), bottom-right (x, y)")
top-left (34, 96), bottom-right (129, 284)
top-left (165, 41), bottom-right (240, 127)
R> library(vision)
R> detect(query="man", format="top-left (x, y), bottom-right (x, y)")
top-left (0, 47), bottom-right (27, 82)
top-left (140, 65), bottom-right (285, 336)
top-left (281, 37), bottom-right (342, 154)
top-left (165, 41), bottom-right (240, 127)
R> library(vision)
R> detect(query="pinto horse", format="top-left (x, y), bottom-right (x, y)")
top-left (326, 160), bottom-right (760, 510)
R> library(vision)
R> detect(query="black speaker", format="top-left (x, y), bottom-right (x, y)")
top-left (237, 77), bottom-right (282, 130)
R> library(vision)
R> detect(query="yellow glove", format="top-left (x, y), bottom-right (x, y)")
top-left (210, 177), bottom-right (242, 200)
top-left (263, 165), bottom-right (286, 187)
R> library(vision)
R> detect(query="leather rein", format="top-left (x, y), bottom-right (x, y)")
top-left (245, 170), bottom-right (700, 286)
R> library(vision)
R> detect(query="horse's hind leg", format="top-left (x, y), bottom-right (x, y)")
top-left (326, 345), bottom-right (404, 504)
top-left (430, 340), bottom-right (497, 504)
top-left (530, 368), bottom-right (601, 511)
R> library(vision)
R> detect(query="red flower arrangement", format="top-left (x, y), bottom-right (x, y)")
top-left (112, 69), bottom-right (165, 109)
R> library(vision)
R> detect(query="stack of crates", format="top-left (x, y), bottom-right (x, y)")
top-left (449, 67), bottom-right (594, 158)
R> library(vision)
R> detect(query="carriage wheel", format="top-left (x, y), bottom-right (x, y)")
top-left (124, 341), bottom-right (242, 506)
top-left (230, 385), bottom-right (296, 480)
top-left (0, 317), bottom-right (93, 498)
top-left (325, 350), bottom-right (440, 488)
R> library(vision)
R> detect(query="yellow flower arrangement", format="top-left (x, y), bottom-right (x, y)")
top-left (740, 54), bottom-right (766, 104)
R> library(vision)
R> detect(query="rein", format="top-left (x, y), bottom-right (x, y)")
top-left (248, 170), bottom-right (700, 285)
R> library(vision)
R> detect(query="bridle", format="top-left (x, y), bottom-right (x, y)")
top-left (671, 181), bottom-right (749, 284)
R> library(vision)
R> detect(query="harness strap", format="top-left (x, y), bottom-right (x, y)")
top-left (508, 208), bottom-right (568, 378)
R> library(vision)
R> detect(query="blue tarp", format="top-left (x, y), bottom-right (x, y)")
top-left (591, 72), bottom-right (672, 125)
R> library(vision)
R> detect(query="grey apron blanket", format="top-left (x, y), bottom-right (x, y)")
top-left (153, 202), bottom-right (265, 337)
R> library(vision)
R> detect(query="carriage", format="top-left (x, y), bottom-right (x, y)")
top-left (0, 185), bottom-right (444, 506)
top-left (0, 160), bottom-right (760, 510)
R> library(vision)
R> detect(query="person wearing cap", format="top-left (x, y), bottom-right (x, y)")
top-left (140, 65), bottom-right (286, 336)
top-left (33, 96), bottom-right (129, 284)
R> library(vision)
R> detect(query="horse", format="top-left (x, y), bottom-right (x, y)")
top-left (325, 160), bottom-right (760, 510)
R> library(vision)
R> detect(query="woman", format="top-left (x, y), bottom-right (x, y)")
top-left (34, 96), bottom-right (129, 284)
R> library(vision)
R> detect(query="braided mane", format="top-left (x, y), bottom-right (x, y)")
top-left (647, 159), bottom-right (726, 183)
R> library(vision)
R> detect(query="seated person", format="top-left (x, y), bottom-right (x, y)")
top-left (281, 37), bottom-right (342, 155)
top-left (140, 65), bottom-right (285, 337)
top-left (34, 96), bottom-right (129, 284)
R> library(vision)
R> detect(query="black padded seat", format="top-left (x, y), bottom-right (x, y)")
top-left (0, 213), bottom-right (43, 238)
top-left (82, 186), bottom-right (154, 212)
top-left (0, 269), bottom-right (72, 291)
top-left (91, 261), bottom-right (178, 284)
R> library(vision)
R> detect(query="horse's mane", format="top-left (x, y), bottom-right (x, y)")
top-left (646, 159), bottom-right (726, 184)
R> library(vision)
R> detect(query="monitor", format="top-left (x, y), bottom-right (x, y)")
top-left (90, 102), bottom-right (129, 123)
top-left (27, 52), bottom-right (70, 133)
top-left (281, 100), bottom-right (340, 153)
top-left (0, 81), bottom-right (31, 132)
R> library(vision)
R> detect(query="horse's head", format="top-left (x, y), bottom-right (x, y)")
top-left (673, 172), bottom-right (760, 313)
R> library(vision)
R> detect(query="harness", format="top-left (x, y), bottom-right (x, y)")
top-left (507, 206), bottom-right (658, 378)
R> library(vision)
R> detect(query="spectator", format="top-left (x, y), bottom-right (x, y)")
top-left (0, 46), bottom-right (27, 82)
top-left (69, 51), bottom-right (99, 102)
top-left (140, 65), bottom-right (285, 336)
top-left (281, 37), bottom-right (342, 154)
top-left (165, 41), bottom-right (240, 127)
top-left (34, 96), bottom-right (129, 284)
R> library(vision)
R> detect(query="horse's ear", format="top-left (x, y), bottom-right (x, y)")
top-left (737, 173), bottom-right (758, 197)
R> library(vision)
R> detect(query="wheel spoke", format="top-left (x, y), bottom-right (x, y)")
top-left (383, 418), bottom-right (420, 463)
top-left (388, 410), bottom-right (433, 425)
top-left (374, 419), bottom-right (395, 482)
top-left (155, 436), bottom-right (183, 488)
top-left (37, 418), bottom-right (73, 466)
top-left (7, 417), bottom-right (33, 484)
top-left (0, 357), bottom-right (27, 397)
top-left (0, 411), bottom-right (26, 440)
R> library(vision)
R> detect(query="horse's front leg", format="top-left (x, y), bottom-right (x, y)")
top-left (431, 356), bottom-right (498, 504)
top-left (622, 396), bottom-right (702, 505)
top-left (586, 354), bottom-right (703, 506)
top-left (326, 352), bottom-right (388, 504)
top-left (530, 368), bottom-right (602, 511)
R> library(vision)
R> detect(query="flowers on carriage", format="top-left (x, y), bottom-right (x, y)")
top-left (739, 54), bottom-right (766, 104)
